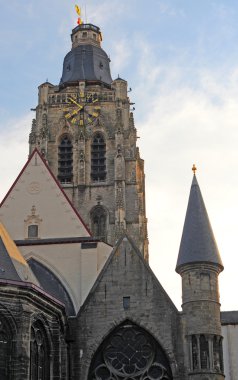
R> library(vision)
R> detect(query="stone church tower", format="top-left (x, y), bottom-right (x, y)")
top-left (0, 14), bottom-right (232, 380)
top-left (29, 23), bottom-right (148, 259)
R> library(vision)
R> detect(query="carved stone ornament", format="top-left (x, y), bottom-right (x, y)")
top-left (89, 322), bottom-right (172, 380)
top-left (27, 182), bottom-right (42, 195)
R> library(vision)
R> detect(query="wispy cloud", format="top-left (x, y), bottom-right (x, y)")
top-left (132, 54), bottom-right (238, 308)
top-left (0, 113), bottom-right (31, 201)
top-left (110, 39), bottom-right (132, 75)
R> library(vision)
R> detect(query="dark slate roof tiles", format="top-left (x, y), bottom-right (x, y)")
top-left (176, 175), bottom-right (223, 272)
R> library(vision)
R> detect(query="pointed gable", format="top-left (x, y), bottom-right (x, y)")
top-left (176, 175), bottom-right (223, 272)
top-left (74, 235), bottom-right (180, 371)
top-left (0, 223), bottom-right (39, 285)
top-left (82, 235), bottom-right (177, 312)
top-left (0, 149), bottom-right (91, 240)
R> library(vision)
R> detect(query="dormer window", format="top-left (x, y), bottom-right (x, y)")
top-left (82, 31), bottom-right (87, 38)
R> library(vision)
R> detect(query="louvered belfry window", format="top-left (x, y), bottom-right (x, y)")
top-left (58, 136), bottom-right (73, 183)
top-left (91, 133), bottom-right (106, 181)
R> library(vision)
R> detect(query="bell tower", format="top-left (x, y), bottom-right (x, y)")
top-left (29, 21), bottom-right (148, 259)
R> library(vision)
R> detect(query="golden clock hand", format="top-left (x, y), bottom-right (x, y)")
top-left (68, 97), bottom-right (83, 109)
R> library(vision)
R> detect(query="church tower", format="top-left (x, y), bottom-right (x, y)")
top-left (29, 22), bottom-right (148, 259)
top-left (176, 171), bottom-right (224, 379)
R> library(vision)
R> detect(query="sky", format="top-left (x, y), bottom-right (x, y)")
top-left (0, 0), bottom-right (238, 311)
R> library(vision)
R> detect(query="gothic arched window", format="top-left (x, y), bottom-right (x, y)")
top-left (58, 136), bottom-right (73, 183)
top-left (91, 133), bottom-right (106, 181)
top-left (30, 321), bottom-right (50, 380)
top-left (0, 319), bottom-right (12, 380)
top-left (91, 207), bottom-right (107, 241)
top-left (88, 321), bottom-right (172, 380)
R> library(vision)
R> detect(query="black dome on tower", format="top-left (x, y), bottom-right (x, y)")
top-left (60, 24), bottom-right (112, 87)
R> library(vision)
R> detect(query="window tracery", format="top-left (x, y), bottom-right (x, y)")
top-left (89, 321), bottom-right (172, 380)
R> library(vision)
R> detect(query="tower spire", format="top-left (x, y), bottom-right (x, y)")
top-left (176, 173), bottom-right (223, 272)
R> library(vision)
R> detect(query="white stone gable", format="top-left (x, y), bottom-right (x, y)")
top-left (0, 149), bottom-right (91, 240)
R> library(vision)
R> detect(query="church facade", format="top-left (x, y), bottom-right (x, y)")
top-left (0, 20), bottom-right (237, 380)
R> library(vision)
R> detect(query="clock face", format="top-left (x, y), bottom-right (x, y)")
top-left (63, 94), bottom-right (100, 129)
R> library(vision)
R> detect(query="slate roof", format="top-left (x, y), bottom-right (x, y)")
top-left (80, 234), bottom-right (178, 314)
top-left (60, 44), bottom-right (112, 86)
top-left (221, 311), bottom-right (238, 325)
top-left (0, 223), bottom-right (39, 285)
top-left (176, 175), bottom-right (223, 272)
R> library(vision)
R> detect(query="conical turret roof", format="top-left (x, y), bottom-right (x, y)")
top-left (176, 174), bottom-right (223, 272)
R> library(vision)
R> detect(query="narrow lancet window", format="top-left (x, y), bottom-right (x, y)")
top-left (91, 206), bottom-right (107, 241)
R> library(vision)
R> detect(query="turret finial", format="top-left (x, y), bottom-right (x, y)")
top-left (192, 164), bottom-right (197, 176)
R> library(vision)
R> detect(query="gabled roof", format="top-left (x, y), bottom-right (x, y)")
top-left (176, 175), bottom-right (223, 272)
top-left (0, 223), bottom-right (39, 285)
top-left (80, 234), bottom-right (178, 314)
top-left (0, 148), bottom-right (91, 239)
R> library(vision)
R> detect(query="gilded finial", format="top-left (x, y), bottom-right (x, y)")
top-left (192, 164), bottom-right (197, 175)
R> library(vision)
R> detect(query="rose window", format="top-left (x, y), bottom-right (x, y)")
top-left (89, 322), bottom-right (172, 380)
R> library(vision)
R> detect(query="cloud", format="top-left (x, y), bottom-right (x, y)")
top-left (110, 39), bottom-right (132, 75)
top-left (0, 113), bottom-right (31, 202)
top-left (86, 0), bottom-right (128, 26)
top-left (131, 53), bottom-right (238, 308)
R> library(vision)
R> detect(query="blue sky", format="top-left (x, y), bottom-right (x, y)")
top-left (1, 0), bottom-right (238, 310)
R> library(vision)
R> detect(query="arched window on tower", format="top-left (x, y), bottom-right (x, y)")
top-left (91, 206), bottom-right (107, 241)
top-left (0, 318), bottom-right (12, 380)
top-left (91, 133), bottom-right (106, 181)
top-left (30, 320), bottom-right (50, 380)
top-left (58, 136), bottom-right (73, 183)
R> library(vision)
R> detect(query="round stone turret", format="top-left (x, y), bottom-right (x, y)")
top-left (71, 23), bottom-right (102, 48)
top-left (60, 24), bottom-right (112, 87)
top-left (176, 173), bottom-right (224, 379)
